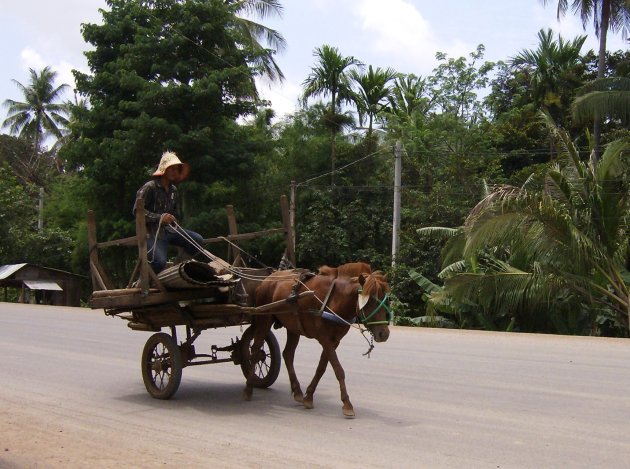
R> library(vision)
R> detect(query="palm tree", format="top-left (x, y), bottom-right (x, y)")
top-left (225, 0), bottom-right (286, 83)
top-left (349, 65), bottom-right (397, 137)
top-left (424, 111), bottom-right (630, 334)
top-left (302, 44), bottom-right (363, 184)
top-left (2, 66), bottom-right (69, 168)
top-left (543, 0), bottom-right (630, 79)
top-left (541, 0), bottom-right (630, 154)
top-left (386, 74), bottom-right (431, 124)
top-left (510, 28), bottom-right (586, 120)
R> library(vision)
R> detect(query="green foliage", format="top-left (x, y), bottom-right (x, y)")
top-left (413, 114), bottom-right (630, 336)
top-left (0, 165), bottom-right (74, 270)
top-left (295, 185), bottom-right (391, 270)
top-left (44, 173), bottom-right (92, 272)
top-left (61, 0), bottom-right (278, 252)
top-left (510, 28), bottom-right (587, 122)
top-left (428, 44), bottom-right (495, 122)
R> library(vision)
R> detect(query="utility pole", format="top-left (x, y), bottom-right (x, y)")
top-left (38, 187), bottom-right (44, 231)
top-left (289, 180), bottom-right (296, 257)
top-left (392, 141), bottom-right (402, 267)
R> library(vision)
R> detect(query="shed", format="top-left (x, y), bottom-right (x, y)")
top-left (0, 263), bottom-right (84, 306)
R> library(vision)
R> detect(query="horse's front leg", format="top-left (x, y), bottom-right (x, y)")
top-left (282, 330), bottom-right (304, 403)
top-left (323, 344), bottom-right (354, 418)
top-left (302, 349), bottom-right (329, 410)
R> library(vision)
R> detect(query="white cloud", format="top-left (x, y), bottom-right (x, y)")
top-left (19, 47), bottom-right (80, 99)
top-left (20, 48), bottom-right (47, 72)
top-left (357, 0), bottom-right (433, 66)
top-left (258, 80), bottom-right (302, 119)
top-left (355, 0), bottom-right (475, 75)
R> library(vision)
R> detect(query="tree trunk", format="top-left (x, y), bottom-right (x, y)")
top-left (593, 0), bottom-right (611, 161)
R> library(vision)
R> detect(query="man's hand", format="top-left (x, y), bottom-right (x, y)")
top-left (160, 213), bottom-right (176, 225)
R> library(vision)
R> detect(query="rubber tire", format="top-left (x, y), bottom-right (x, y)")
top-left (141, 332), bottom-right (183, 400)
top-left (240, 325), bottom-right (281, 388)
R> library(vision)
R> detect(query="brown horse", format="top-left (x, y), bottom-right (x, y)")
top-left (244, 270), bottom-right (391, 417)
top-left (318, 262), bottom-right (371, 278)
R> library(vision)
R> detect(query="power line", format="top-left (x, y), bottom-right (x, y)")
top-left (297, 148), bottom-right (389, 187)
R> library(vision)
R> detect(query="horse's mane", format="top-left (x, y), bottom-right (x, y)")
top-left (362, 271), bottom-right (389, 298)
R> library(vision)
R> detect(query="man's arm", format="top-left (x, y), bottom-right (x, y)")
top-left (134, 181), bottom-right (162, 224)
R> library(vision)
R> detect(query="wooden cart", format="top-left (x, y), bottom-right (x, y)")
top-left (88, 197), bottom-right (308, 399)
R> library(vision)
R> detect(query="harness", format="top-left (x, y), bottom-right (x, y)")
top-left (317, 281), bottom-right (393, 327)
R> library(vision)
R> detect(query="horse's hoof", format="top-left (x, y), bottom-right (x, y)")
top-left (303, 398), bottom-right (314, 409)
top-left (343, 407), bottom-right (355, 418)
top-left (293, 391), bottom-right (304, 403)
top-left (243, 388), bottom-right (252, 401)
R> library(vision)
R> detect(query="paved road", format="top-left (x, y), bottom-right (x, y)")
top-left (1, 303), bottom-right (630, 468)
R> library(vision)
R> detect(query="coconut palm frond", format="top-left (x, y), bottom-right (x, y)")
top-left (417, 226), bottom-right (461, 238)
top-left (417, 226), bottom-right (467, 269)
top-left (572, 77), bottom-right (630, 125)
top-left (544, 169), bottom-right (573, 205)
top-left (596, 138), bottom-right (630, 182)
top-left (438, 260), bottom-right (468, 279)
top-left (463, 211), bottom-right (528, 259)
top-left (464, 184), bottom-right (523, 232)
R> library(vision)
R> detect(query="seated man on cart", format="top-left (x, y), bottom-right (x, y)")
top-left (134, 151), bottom-right (207, 274)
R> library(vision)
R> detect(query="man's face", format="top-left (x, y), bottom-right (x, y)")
top-left (164, 165), bottom-right (181, 182)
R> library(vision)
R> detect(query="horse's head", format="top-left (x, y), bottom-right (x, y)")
top-left (356, 271), bottom-right (391, 342)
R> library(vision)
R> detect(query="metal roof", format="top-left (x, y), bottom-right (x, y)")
top-left (23, 280), bottom-right (63, 291)
top-left (0, 263), bottom-right (27, 280)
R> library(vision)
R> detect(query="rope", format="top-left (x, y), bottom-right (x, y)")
top-left (168, 220), bottom-right (379, 354)
top-left (146, 218), bottom-right (165, 264)
top-left (168, 221), bottom-right (297, 281)
top-left (217, 236), bottom-right (270, 269)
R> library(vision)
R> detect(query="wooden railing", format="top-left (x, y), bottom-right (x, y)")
top-left (87, 195), bottom-right (295, 295)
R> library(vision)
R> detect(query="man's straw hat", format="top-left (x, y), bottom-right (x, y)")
top-left (152, 151), bottom-right (190, 182)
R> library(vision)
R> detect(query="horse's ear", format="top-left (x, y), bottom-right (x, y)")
top-left (358, 291), bottom-right (370, 309)
top-left (358, 273), bottom-right (368, 286)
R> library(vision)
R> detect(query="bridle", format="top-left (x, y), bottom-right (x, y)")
top-left (357, 290), bottom-right (393, 326)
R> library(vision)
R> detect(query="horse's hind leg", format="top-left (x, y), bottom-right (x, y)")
top-left (282, 331), bottom-right (304, 403)
top-left (302, 350), bottom-right (329, 410)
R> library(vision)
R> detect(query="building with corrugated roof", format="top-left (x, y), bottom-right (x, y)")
top-left (0, 264), bottom-right (84, 306)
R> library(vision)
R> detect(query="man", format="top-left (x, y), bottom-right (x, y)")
top-left (134, 151), bottom-right (206, 273)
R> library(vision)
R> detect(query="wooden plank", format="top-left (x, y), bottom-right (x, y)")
top-left (186, 303), bottom-right (255, 315)
top-left (89, 260), bottom-right (110, 291)
top-left (226, 204), bottom-right (243, 266)
top-left (87, 210), bottom-right (114, 290)
top-left (134, 198), bottom-right (151, 293)
top-left (91, 287), bottom-right (158, 298)
top-left (127, 315), bottom-right (245, 331)
top-left (202, 229), bottom-right (285, 247)
top-left (90, 287), bottom-right (219, 310)
top-left (97, 236), bottom-right (138, 249)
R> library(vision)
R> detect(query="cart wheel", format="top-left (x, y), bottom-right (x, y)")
top-left (240, 325), bottom-right (281, 388)
top-left (141, 332), bottom-right (183, 399)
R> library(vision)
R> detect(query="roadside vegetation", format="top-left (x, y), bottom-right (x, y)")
top-left (2, 0), bottom-right (630, 336)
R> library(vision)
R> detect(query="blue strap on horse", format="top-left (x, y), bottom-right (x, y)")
top-left (321, 310), bottom-right (356, 325)
top-left (318, 279), bottom-right (356, 325)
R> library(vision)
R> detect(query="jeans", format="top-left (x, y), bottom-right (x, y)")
top-left (147, 227), bottom-right (205, 273)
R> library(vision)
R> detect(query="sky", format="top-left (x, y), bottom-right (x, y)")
top-left (1, 0), bottom-right (629, 129)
